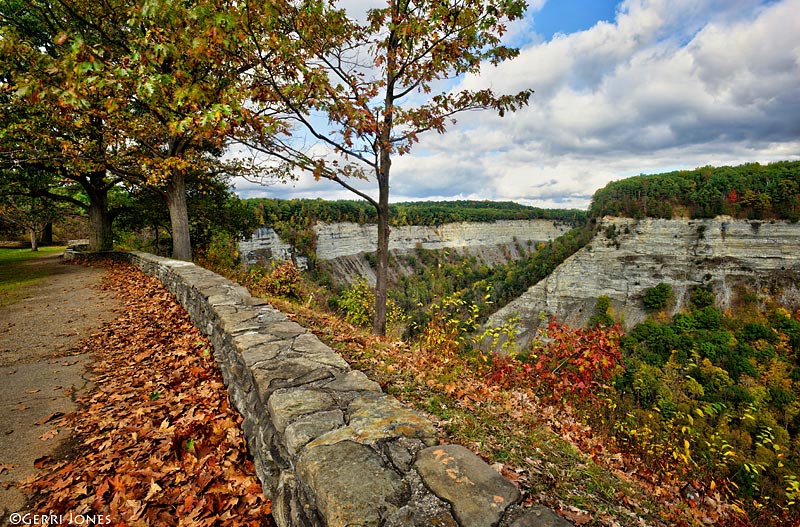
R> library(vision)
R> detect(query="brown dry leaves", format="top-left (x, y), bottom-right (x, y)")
top-left (22, 262), bottom-right (273, 527)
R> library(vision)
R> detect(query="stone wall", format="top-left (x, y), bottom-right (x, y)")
top-left (78, 250), bottom-right (566, 527)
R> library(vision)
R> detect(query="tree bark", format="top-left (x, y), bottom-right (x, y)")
top-left (166, 171), bottom-right (192, 261)
top-left (373, 171), bottom-right (390, 336)
top-left (84, 120), bottom-right (115, 252)
top-left (30, 228), bottom-right (39, 251)
top-left (88, 196), bottom-right (113, 251)
top-left (85, 175), bottom-right (114, 252)
top-left (41, 222), bottom-right (53, 245)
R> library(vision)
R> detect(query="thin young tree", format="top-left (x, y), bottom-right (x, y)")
top-left (240, 0), bottom-right (533, 335)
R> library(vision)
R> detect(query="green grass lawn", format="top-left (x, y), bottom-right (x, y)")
top-left (0, 246), bottom-right (66, 307)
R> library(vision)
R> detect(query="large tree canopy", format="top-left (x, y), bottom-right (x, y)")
top-left (1, 0), bottom-right (263, 258)
top-left (54, 0), bottom-right (257, 260)
top-left (0, 0), bottom-right (122, 250)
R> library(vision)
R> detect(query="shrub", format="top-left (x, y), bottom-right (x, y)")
top-left (245, 261), bottom-right (301, 299)
top-left (195, 231), bottom-right (241, 274)
top-left (694, 306), bottom-right (723, 330)
top-left (525, 320), bottom-right (623, 404)
top-left (643, 283), bottom-right (674, 311)
top-left (336, 278), bottom-right (407, 333)
top-left (588, 295), bottom-right (615, 327)
top-left (690, 286), bottom-right (716, 309)
top-left (337, 278), bottom-right (374, 327)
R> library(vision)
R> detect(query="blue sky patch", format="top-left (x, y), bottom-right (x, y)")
top-left (533, 0), bottom-right (619, 39)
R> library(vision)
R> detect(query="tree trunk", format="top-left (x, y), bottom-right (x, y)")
top-left (41, 222), bottom-right (53, 245)
top-left (373, 0), bottom-right (398, 337)
top-left (83, 172), bottom-right (114, 252)
top-left (166, 171), bottom-right (192, 261)
top-left (373, 145), bottom-right (392, 337)
top-left (88, 196), bottom-right (114, 251)
top-left (30, 228), bottom-right (39, 251)
top-left (374, 188), bottom-right (390, 336)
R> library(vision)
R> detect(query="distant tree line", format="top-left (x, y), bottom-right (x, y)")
top-left (589, 161), bottom-right (800, 221)
top-left (248, 198), bottom-right (586, 227)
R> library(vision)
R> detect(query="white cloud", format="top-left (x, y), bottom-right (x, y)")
top-left (381, 0), bottom-right (800, 208)
top-left (235, 0), bottom-right (800, 210)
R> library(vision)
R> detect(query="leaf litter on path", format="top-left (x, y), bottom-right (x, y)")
top-left (21, 261), bottom-right (274, 526)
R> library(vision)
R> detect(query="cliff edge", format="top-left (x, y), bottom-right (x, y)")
top-left (487, 216), bottom-right (800, 348)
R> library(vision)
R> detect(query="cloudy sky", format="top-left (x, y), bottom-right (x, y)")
top-left (234, 0), bottom-right (800, 210)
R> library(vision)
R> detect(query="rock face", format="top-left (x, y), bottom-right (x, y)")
top-left (239, 220), bottom-right (571, 284)
top-left (75, 251), bottom-right (558, 527)
top-left (314, 220), bottom-right (570, 259)
top-left (240, 227), bottom-right (309, 269)
top-left (487, 217), bottom-right (800, 349)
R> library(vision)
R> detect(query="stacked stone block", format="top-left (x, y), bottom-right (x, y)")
top-left (72, 250), bottom-right (568, 527)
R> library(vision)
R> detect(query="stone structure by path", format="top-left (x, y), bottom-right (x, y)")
top-left (118, 250), bottom-right (574, 527)
top-left (0, 255), bottom-right (120, 521)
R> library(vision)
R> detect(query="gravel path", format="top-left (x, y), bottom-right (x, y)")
top-left (0, 254), bottom-right (121, 520)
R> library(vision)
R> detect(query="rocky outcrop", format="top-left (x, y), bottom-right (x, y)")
top-left (240, 220), bottom-right (571, 286)
top-left (313, 220), bottom-right (570, 259)
top-left (321, 241), bottom-right (538, 288)
top-left (487, 217), bottom-right (800, 349)
top-left (240, 227), bottom-right (309, 269)
top-left (72, 251), bottom-right (567, 527)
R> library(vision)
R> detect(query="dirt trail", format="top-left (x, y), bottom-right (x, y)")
top-left (0, 254), bottom-right (121, 519)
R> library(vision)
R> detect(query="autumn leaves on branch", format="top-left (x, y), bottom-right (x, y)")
top-left (1, 0), bottom-right (532, 334)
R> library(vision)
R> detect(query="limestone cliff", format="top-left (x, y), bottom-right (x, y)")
top-left (486, 217), bottom-right (800, 348)
top-left (240, 219), bottom-right (571, 285)
top-left (239, 227), bottom-right (309, 269)
top-left (313, 220), bottom-right (569, 259)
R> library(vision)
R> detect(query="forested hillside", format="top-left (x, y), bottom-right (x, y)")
top-left (247, 198), bottom-right (583, 229)
top-left (589, 161), bottom-right (800, 220)
top-left (211, 166), bottom-right (800, 525)
top-left (609, 287), bottom-right (800, 520)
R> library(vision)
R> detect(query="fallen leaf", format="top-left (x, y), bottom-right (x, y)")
top-left (144, 480), bottom-right (162, 501)
top-left (24, 388), bottom-right (41, 394)
top-left (33, 456), bottom-right (51, 468)
top-left (17, 262), bottom-right (274, 527)
top-left (38, 429), bottom-right (58, 441)
top-left (35, 412), bottom-right (64, 425)
top-left (0, 463), bottom-right (16, 474)
top-left (558, 508), bottom-right (593, 525)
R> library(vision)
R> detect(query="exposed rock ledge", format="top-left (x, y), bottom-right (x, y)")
top-left (487, 217), bottom-right (800, 349)
top-left (313, 220), bottom-right (571, 260)
top-left (240, 219), bottom-right (572, 286)
top-left (69, 250), bottom-right (569, 527)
